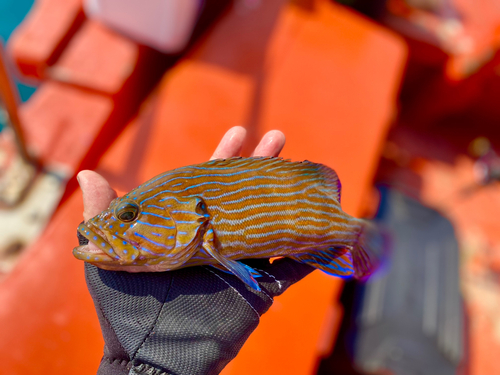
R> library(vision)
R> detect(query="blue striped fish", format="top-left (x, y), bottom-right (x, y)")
top-left (74, 157), bottom-right (375, 291)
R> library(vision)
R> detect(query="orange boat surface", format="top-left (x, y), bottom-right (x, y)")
top-left (0, 0), bottom-right (406, 374)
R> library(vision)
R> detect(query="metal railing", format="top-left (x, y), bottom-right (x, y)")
top-left (0, 42), bottom-right (37, 207)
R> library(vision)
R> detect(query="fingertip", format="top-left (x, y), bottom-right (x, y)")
top-left (230, 125), bottom-right (247, 135)
top-left (266, 129), bottom-right (285, 140)
top-left (78, 170), bottom-right (117, 221)
top-left (77, 170), bottom-right (99, 188)
top-left (226, 126), bottom-right (247, 147)
top-left (267, 130), bottom-right (286, 150)
top-left (253, 130), bottom-right (286, 157)
top-left (211, 126), bottom-right (247, 160)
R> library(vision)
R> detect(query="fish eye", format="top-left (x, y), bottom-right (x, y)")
top-left (115, 201), bottom-right (140, 223)
top-left (196, 199), bottom-right (207, 215)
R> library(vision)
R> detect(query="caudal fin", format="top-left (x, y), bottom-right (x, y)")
top-left (352, 220), bottom-right (386, 279)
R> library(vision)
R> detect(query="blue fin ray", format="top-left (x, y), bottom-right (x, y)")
top-left (289, 247), bottom-right (354, 277)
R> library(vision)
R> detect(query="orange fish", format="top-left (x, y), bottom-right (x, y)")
top-left (74, 157), bottom-right (376, 291)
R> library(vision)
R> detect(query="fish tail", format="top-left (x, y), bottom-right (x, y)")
top-left (288, 221), bottom-right (385, 280)
top-left (351, 220), bottom-right (386, 279)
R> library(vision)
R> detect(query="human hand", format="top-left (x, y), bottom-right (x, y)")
top-left (78, 126), bottom-right (314, 375)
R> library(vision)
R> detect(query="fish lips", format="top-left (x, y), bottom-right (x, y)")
top-left (73, 222), bottom-right (173, 272)
top-left (73, 222), bottom-right (128, 264)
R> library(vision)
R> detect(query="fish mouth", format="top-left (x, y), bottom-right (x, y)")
top-left (73, 222), bottom-right (117, 263)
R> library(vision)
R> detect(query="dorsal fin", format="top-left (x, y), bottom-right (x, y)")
top-left (192, 157), bottom-right (342, 203)
top-left (302, 160), bottom-right (342, 204)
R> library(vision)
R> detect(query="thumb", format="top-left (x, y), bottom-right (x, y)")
top-left (77, 170), bottom-right (117, 221)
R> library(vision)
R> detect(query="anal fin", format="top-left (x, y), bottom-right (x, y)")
top-left (289, 247), bottom-right (354, 278)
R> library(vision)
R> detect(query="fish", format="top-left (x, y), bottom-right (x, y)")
top-left (74, 157), bottom-right (376, 291)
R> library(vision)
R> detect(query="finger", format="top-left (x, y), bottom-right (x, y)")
top-left (210, 126), bottom-right (247, 160)
top-left (77, 170), bottom-right (117, 221)
top-left (252, 130), bottom-right (285, 157)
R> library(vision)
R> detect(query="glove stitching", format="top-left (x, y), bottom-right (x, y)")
top-left (103, 357), bottom-right (130, 367)
top-left (254, 283), bottom-right (273, 304)
top-left (205, 268), bottom-right (261, 319)
top-left (132, 363), bottom-right (172, 375)
top-left (254, 268), bottom-right (282, 290)
top-left (131, 275), bottom-right (175, 362)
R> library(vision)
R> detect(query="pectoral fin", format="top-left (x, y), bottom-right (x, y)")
top-left (203, 228), bottom-right (261, 291)
top-left (210, 262), bottom-right (262, 279)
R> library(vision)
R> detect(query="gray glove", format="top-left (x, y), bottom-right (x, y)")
top-left (82, 229), bottom-right (314, 375)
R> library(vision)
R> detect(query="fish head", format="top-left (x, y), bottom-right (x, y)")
top-left (73, 195), bottom-right (179, 271)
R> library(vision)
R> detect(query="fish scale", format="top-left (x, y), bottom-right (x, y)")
top-left (74, 157), bottom-right (376, 291)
